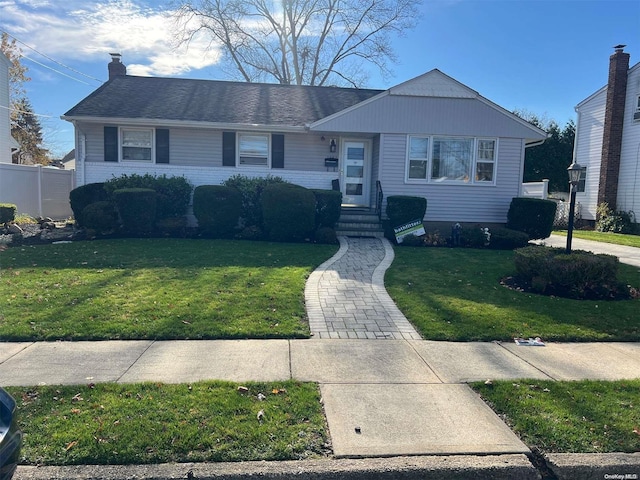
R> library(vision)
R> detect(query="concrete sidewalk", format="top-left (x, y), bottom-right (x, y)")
top-left (539, 233), bottom-right (640, 267)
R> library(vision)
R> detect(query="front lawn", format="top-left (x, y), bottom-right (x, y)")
top-left (553, 230), bottom-right (640, 248)
top-left (472, 379), bottom-right (640, 453)
top-left (8, 381), bottom-right (328, 465)
top-left (386, 248), bottom-right (640, 342)
top-left (0, 239), bottom-right (337, 341)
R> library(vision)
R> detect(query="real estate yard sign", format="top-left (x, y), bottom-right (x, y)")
top-left (394, 219), bottom-right (425, 243)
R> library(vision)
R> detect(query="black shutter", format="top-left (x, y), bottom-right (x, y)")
top-left (156, 129), bottom-right (170, 164)
top-left (222, 132), bottom-right (236, 166)
top-left (104, 126), bottom-right (118, 162)
top-left (271, 134), bottom-right (284, 169)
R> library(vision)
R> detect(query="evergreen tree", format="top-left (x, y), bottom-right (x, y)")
top-left (11, 97), bottom-right (49, 165)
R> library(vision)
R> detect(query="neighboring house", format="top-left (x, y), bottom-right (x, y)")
top-left (0, 52), bottom-right (19, 164)
top-left (62, 54), bottom-right (546, 226)
top-left (574, 46), bottom-right (640, 222)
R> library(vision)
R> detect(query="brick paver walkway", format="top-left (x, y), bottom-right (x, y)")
top-left (305, 236), bottom-right (422, 339)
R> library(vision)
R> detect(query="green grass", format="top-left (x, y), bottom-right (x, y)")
top-left (385, 248), bottom-right (640, 342)
top-left (0, 239), bottom-right (337, 341)
top-left (472, 379), bottom-right (640, 453)
top-left (553, 230), bottom-right (640, 248)
top-left (7, 381), bottom-right (327, 465)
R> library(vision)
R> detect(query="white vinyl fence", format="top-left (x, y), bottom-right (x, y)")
top-left (0, 163), bottom-right (75, 219)
top-left (520, 179), bottom-right (549, 199)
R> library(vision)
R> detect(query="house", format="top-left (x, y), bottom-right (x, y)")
top-left (62, 54), bottom-right (546, 229)
top-left (574, 45), bottom-right (640, 222)
top-left (0, 52), bottom-right (19, 164)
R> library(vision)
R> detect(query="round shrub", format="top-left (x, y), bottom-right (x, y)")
top-left (489, 228), bottom-right (530, 250)
top-left (222, 175), bottom-right (288, 228)
top-left (69, 183), bottom-right (108, 226)
top-left (314, 226), bottom-right (338, 244)
top-left (507, 197), bottom-right (557, 240)
top-left (81, 201), bottom-right (119, 234)
top-left (399, 233), bottom-right (425, 247)
top-left (156, 216), bottom-right (187, 237)
top-left (113, 188), bottom-right (157, 236)
top-left (386, 196), bottom-right (427, 227)
top-left (311, 189), bottom-right (342, 228)
top-left (0, 203), bottom-right (17, 225)
top-left (193, 185), bottom-right (242, 237)
top-left (261, 183), bottom-right (315, 242)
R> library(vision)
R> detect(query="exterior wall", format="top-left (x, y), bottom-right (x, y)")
top-left (0, 53), bottom-right (12, 164)
top-left (312, 95), bottom-right (544, 140)
top-left (378, 134), bottom-right (525, 223)
top-left (617, 64), bottom-right (640, 216)
top-left (575, 89), bottom-right (606, 221)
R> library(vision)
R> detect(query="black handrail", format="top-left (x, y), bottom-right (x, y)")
top-left (375, 180), bottom-right (383, 220)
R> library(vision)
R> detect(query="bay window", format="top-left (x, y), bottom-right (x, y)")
top-left (405, 135), bottom-right (497, 185)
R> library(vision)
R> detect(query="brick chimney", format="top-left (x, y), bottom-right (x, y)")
top-left (108, 53), bottom-right (126, 80)
top-left (597, 45), bottom-right (630, 211)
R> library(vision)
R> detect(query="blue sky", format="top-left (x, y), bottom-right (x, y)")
top-left (1, 0), bottom-right (638, 158)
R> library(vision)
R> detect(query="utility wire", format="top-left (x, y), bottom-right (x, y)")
top-left (22, 54), bottom-right (94, 85)
top-left (2, 30), bottom-right (103, 85)
top-left (0, 104), bottom-right (56, 118)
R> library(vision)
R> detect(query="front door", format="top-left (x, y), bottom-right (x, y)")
top-left (341, 140), bottom-right (370, 206)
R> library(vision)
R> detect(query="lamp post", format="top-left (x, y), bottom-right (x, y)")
top-left (565, 162), bottom-right (582, 254)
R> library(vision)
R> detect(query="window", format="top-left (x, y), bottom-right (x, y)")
top-left (121, 128), bottom-right (153, 161)
top-left (238, 134), bottom-right (269, 166)
top-left (577, 166), bottom-right (587, 193)
top-left (475, 139), bottom-right (496, 182)
top-left (634, 95), bottom-right (640, 122)
top-left (407, 136), bottom-right (429, 179)
top-left (405, 135), bottom-right (497, 185)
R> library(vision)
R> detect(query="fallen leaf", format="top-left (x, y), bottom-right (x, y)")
top-left (237, 386), bottom-right (249, 394)
top-left (65, 441), bottom-right (78, 451)
top-left (633, 427), bottom-right (640, 436)
top-left (70, 408), bottom-right (81, 414)
top-left (182, 320), bottom-right (191, 325)
top-left (257, 409), bottom-right (265, 422)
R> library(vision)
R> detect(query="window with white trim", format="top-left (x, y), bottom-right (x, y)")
top-left (238, 133), bottom-right (269, 166)
top-left (577, 166), bottom-right (587, 193)
top-left (407, 136), bottom-right (429, 179)
top-left (121, 128), bottom-right (153, 162)
top-left (405, 135), bottom-right (497, 184)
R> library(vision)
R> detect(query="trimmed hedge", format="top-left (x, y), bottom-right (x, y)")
top-left (489, 228), bottom-right (530, 250)
top-left (507, 197), bottom-right (557, 240)
top-left (261, 183), bottom-right (315, 242)
top-left (81, 201), bottom-right (119, 234)
top-left (104, 174), bottom-right (192, 219)
top-left (514, 246), bottom-right (624, 299)
top-left (69, 183), bottom-right (108, 226)
top-left (386, 196), bottom-right (427, 227)
top-left (0, 203), bottom-right (17, 225)
top-left (113, 188), bottom-right (157, 236)
top-left (222, 175), bottom-right (288, 228)
top-left (193, 185), bottom-right (242, 237)
top-left (311, 189), bottom-right (342, 228)
top-left (314, 226), bottom-right (338, 244)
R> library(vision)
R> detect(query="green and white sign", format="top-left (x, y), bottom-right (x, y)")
top-left (394, 219), bottom-right (425, 243)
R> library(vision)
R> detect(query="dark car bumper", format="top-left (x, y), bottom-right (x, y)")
top-left (0, 388), bottom-right (21, 480)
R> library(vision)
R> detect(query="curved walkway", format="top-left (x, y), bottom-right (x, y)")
top-left (305, 236), bottom-right (421, 340)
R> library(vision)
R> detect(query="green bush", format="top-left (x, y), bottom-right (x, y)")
top-left (0, 203), bottom-right (17, 225)
top-left (311, 189), bottom-right (342, 228)
top-left (506, 197), bottom-right (557, 240)
top-left (81, 201), bottom-right (119, 234)
top-left (398, 233), bottom-right (425, 247)
top-left (386, 196), bottom-right (427, 227)
top-left (314, 226), bottom-right (338, 244)
top-left (222, 175), bottom-right (288, 228)
top-left (156, 216), bottom-right (188, 237)
top-left (69, 183), bottom-right (108, 226)
top-left (193, 185), bottom-right (242, 237)
top-left (113, 188), bottom-right (157, 236)
top-left (596, 203), bottom-right (636, 234)
top-left (513, 246), bottom-right (625, 299)
top-left (489, 228), bottom-right (530, 250)
top-left (104, 174), bottom-right (192, 218)
top-left (261, 183), bottom-right (315, 242)
top-left (460, 226), bottom-right (489, 248)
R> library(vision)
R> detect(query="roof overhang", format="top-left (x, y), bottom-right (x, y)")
top-left (60, 115), bottom-right (307, 133)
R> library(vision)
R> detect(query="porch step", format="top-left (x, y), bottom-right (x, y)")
top-left (335, 208), bottom-right (385, 238)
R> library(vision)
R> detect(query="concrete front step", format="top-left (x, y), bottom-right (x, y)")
top-left (335, 230), bottom-right (385, 238)
top-left (336, 208), bottom-right (384, 237)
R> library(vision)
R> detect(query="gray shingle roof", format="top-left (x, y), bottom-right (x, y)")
top-left (63, 76), bottom-right (384, 127)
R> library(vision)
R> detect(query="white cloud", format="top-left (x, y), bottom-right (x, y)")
top-left (0, 0), bottom-right (221, 76)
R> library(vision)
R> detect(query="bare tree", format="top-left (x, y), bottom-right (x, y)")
top-left (172, 0), bottom-right (421, 87)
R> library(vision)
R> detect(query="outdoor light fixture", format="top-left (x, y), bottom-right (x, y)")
top-left (329, 138), bottom-right (337, 153)
top-left (565, 161), bottom-right (582, 254)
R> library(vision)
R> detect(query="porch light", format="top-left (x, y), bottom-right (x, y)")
top-left (330, 139), bottom-right (337, 153)
top-left (565, 161), bottom-right (582, 254)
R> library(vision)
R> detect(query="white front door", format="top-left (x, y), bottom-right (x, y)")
top-left (341, 140), bottom-right (370, 206)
